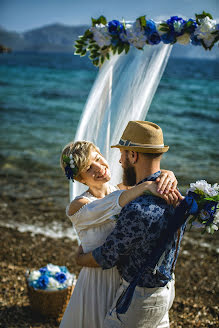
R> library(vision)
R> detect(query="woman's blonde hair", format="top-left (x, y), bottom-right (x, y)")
top-left (60, 140), bottom-right (101, 181)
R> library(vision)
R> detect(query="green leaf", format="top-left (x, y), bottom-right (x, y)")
top-left (106, 53), bottom-right (110, 60)
top-left (92, 15), bottom-right (107, 27)
top-left (80, 49), bottom-right (86, 56)
top-left (74, 44), bottom-right (83, 50)
top-left (100, 55), bottom-right (105, 64)
top-left (124, 43), bottom-right (130, 54)
top-left (63, 155), bottom-right (70, 164)
top-left (159, 23), bottom-right (169, 27)
top-left (75, 49), bottom-right (82, 55)
top-left (159, 27), bottom-right (169, 32)
top-left (118, 44), bottom-right (124, 54)
top-left (137, 15), bottom-right (146, 28)
top-left (76, 39), bottom-right (85, 45)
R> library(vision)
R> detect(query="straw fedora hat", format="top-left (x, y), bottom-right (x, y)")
top-left (111, 121), bottom-right (169, 153)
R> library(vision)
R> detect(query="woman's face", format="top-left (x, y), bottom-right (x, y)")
top-left (80, 150), bottom-right (111, 186)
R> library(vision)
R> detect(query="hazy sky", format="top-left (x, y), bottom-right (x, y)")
top-left (0, 0), bottom-right (218, 32)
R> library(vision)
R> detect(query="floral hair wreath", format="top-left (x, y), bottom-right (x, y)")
top-left (74, 11), bottom-right (219, 67)
top-left (63, 154), bottom-right (79, 182)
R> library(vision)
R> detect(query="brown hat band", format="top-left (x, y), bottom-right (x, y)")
top-left (118, 138), bottom-right (165, 148)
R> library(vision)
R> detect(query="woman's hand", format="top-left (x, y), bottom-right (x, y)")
top-left (156, 170), bottom-right (178, 194)
top-left (147, 181), bottom-right (184, 207)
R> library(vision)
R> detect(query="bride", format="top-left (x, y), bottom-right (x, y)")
top-left (59, 139), bottom-right (181, 328)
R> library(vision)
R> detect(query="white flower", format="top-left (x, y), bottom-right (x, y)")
top-left (120, 21), bottom-right (147, 49)
top-left (213, 210), bottom-right (219, 225)
top-left (70, 164), bottom-right (75, 169)
top-left (69, 154), bottom-right (73, 160)
top-left (46, 263), bottom-right (60, 275)
top-left (173, 21), bottom-right (184, 33)
top-left (70, 160), bottom-right (74, 165)
top-left (212, 224), bottom-right (218, 231)
top-left (188, 180), bottom-right (215, 196)
top-left (194, 17), bottom-right (217, 48)
top-left (90, 24), bottom-right (111, 48)
top-left (206, 226), bottom-right (211, 233)
top-left (47, 277), bottom-right (61, 290)
top-left (28, 270), bottom-right (41, 281)
top-left (176, 33), bottom-right (190, 45)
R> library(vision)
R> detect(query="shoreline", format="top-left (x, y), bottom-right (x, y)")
top-left (0, 225), bottom-right (218, 328)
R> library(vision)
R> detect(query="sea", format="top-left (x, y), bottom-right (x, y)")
top-left (0, 51), bottom-right (219, 243)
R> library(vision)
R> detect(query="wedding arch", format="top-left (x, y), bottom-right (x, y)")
top-left (71, 12), bottom-right (218, 199)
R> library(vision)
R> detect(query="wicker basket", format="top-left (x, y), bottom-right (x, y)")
top-left (26, 280), bottom-right (74, 322)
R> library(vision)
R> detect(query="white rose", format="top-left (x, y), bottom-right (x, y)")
top-left (47, 277), bottom-right (61, 290)
top-left (28, 270), bottom-right (41, 281)
top-left (47, 264), bottom-right (60, 274)
top-left (90, 25), bottom-right (111, 48)
top-left (176, 33), bottom-right (190, 45)
top-left (212, 224), bottom-right (218, 231)
top-left (196, 17), bottom-right (217, 34)
top-left (213, 211), bottom-right (219, 224)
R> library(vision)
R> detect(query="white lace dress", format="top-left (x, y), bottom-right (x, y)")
top-left (59, 186), bottom-right (123, 328)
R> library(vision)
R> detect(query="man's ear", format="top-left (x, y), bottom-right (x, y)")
top-left (131, 151), bottom-right (138, 164)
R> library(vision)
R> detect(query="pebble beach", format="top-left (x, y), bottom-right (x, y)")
top-left (0, 170), bottom-right (218, 328)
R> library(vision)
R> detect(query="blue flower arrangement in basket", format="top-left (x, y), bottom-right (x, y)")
top-left (27, 263), bottom-right (76, 291)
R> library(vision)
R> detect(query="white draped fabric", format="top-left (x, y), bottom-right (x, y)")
top-left (70, 44), bottom-right (172, 200)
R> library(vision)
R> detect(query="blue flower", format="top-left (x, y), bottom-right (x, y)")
top-left (39, 266), bottom-right (48, 274)
top-left (144, 20), bottom-right (157, 36)
top-left (186, 19), bottom-right (197, 33)
top-left (160, 33), bottom-right (176, 44)
top-left (108, 20), bottom-right (124, 35)
top-left (37, 275), bottom-right (49, 289)
top-left (65, 165), bottom-right (74, 181)
top-left (60, 266), bottom-right (68, 273)
top-left (190, 33), bottom-right (202, 46)
top-left (55, 272), bottom-right (67, 284)
top-left (147, 32), bottom-right (161, 45)
top-left (166, 16), bottom-right (186, 36)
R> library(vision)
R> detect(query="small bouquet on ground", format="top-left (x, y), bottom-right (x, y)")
top-left (26, 264), bottom-right (76, 321)
top-left (186, 180), bottom-right (219, 234)
top-left (27, 263), bottom-right (76, 291)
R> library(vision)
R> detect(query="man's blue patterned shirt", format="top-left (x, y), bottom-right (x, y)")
top-left (92, 171), bottom-right (186, 288)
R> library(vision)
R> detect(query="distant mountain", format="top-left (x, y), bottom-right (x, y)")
top-left (0, 23), bottom-right (218, 59)
top-left (0, 24), bottom-right (88, 53)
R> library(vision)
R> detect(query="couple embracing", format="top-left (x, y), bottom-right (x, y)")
top-left (60, 120), bottom-right (185, 328)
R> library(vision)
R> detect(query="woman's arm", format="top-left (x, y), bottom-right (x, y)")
top-left (119, 180), bottom-right (182, 208)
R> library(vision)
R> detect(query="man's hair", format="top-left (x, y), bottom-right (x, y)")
top-left (141, 152), bottom-right (163, 160)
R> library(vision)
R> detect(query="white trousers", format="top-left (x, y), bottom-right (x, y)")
top-left (104, 276), bottom-right (175, 328)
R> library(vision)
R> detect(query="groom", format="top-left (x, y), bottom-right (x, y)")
top-left (77, 121), bottom-right (185, 328)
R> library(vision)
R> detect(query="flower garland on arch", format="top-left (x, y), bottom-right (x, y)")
top-left (74, 11), bottom-right (219, 67)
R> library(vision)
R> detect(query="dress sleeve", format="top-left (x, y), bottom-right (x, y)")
top-left (67, 190), bottom-right (123, 230)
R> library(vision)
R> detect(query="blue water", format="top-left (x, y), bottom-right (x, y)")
top-left (0, 52), bottom-right (219, 192)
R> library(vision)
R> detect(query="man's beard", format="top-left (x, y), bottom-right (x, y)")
top-left (122, 156), bottom-right (136, 186)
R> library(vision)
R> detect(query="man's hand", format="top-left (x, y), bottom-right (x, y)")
top-left (147, 181), bottom-right (184, 207)
top-left (75, 245), bottom-right (100, 267)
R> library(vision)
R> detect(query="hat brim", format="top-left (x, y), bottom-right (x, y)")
top-left (111, 145), bottom-right (169, 153)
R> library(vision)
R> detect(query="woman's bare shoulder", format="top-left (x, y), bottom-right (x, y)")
top-left (68, 198), bottom-right (90, 216)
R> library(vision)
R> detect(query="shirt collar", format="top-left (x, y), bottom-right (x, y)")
top-left (136, 171), bottom-right (161, 185)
